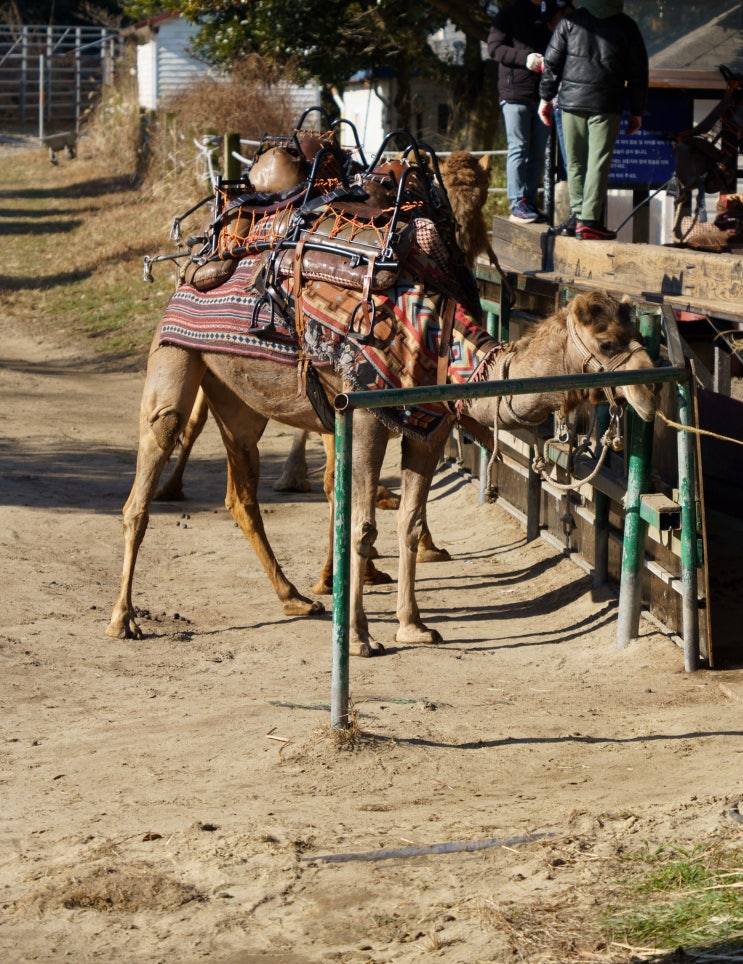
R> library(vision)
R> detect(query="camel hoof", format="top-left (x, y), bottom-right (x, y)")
top-left (353, 640), bottom-right (386, 657)
top-left (282, 597), bottom-right (325, 616)
top-left (394, 625), bottom-right (443, 646)
top-left (105, 618), bottom-right (143, 640)
top-left (312, 578), bottom-right (333, 595)
top-left (154, 483), bottom-right (186, 502)
top-left (417, 546), bottom-right (451, 563)
top-left (273, 478), bottom-right (312, 493)
top-left (375, 485), bottom-right (399, 510)
top-left (364, 563), bottom-right (394, 585)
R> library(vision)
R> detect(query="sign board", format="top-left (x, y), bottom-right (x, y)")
top-left (609, 89), bottom-right (693, 189)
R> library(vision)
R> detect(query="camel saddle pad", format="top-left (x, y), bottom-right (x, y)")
top-left (274, 203), bottom-right (411, 292)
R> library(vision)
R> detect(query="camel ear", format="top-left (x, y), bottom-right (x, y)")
top-left (478, 153), bottom-right (490, 172)
top-left (570, 294), bottom-right (590, 323)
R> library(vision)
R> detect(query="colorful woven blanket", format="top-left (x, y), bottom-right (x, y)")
top-left (159, 245), bottom-right (494, 441)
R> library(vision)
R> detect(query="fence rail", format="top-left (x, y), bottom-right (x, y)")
top-left (0, 24), bottom-right (118, 136)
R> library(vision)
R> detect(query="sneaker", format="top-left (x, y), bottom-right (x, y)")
top-left (509, 198), bottom-right (539, 223)
top-left (549, 212), bottom-right (577, 236)
top-left (576, 220), bottom-right (617, 240)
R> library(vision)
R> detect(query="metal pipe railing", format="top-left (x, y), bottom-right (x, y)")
top-left (331, 364), bottom-right (689, 728)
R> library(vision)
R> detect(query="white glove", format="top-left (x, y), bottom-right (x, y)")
top-left (526, 53), bottom-right (544, 72)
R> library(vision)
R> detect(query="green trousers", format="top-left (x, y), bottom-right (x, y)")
top-left (561, 109), bottom-right (621, 224)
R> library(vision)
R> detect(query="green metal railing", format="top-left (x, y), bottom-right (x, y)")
top-left (330, 363), bottom-right (692, 729)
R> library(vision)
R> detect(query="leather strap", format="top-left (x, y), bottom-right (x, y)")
top-left (436, 298), bottom-right (457, 386)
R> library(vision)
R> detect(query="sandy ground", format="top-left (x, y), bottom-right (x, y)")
top-left (2, 319), bottom-right (743, 964)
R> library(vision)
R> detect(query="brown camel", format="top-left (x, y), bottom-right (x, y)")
top-left (107, 288), bottom-right (656, 656)
top-left (154, 151), bottom-right (498, 566)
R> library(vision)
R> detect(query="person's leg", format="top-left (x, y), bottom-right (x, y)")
top-left (524, 104), bottom-right (549, 211)
top-left (560, 109), bottom-right (588, 220)
top-left (581, 112), bottom-right (621, 224)
top-left (501, 101), bottom-right (532, 210)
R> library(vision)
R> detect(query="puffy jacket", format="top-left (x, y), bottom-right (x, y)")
top-left (539, 7), bottom-right (648, 115)
top-left (488, 0), bottom-right (567, 105)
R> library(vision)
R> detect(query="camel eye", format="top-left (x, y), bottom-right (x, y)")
top-left (599, 340), bottom-right (615, 354)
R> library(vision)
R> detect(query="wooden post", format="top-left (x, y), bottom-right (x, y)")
top-left (223, 132), bottom-right (241, 181)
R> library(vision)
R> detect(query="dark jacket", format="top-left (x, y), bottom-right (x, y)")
top-left (488, 0), bottom-right (566, 105)
top-left (539, 7), bottom-right (648, 115)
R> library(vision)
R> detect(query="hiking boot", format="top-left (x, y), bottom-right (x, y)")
top-left (509, 198), bottom-right (539, 223)
top-left (549, 212), bottom-right (577, 236)
top-left (576, 220), bottom-right (617, 240)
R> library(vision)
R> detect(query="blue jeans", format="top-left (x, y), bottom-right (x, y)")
top-left (501, 101), bottom-right (549, 210)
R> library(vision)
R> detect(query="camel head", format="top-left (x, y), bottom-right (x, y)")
top-left (564, 291), bottom-right (657, 422)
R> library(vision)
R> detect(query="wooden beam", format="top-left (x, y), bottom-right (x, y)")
top-left (491, 216), bottom-right (743, 316)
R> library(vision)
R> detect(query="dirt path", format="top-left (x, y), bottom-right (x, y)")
top-left (2, 320), bottom-right (743, 962)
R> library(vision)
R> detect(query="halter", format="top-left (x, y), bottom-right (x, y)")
top-left (484, 313), bottom-right (647, 499)
top-left (566, 313), bottom-right (647, 409)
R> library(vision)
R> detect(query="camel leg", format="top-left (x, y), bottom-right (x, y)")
top-left (154, 385), bottom-right (209, 500)
top-left (416, 502), bottom-right (451, 563)
top-left (205, 390), bottom-right (324, 618)
top-left (311, 433), bottom-right (394, 597)
top-left (312, 433), bottom-right (336, 595)
top-left (395, 436), bottom-right (446, 645)
top-left (349, 411), bottom-right (390, 656)
top-left (107, 345), bottom-right (206, 639)
top-left (274, 428), bottom-right (312, 492)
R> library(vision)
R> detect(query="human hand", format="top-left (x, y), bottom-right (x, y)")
top-left (626, 115), bottom-right (642, 135)
top-left (526, 52), bottom-right (544, 72)
top-left (538, 99), bottom-right (553, 126)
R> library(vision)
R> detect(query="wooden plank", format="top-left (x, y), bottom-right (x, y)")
top-left (491, 216), bottom-right (743, 318)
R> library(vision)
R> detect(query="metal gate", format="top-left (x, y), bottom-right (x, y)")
top-left (0, 24), bottom-right (119, 137)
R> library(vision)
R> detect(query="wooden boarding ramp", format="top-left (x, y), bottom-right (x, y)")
top-left (464, 218), bottom-right (743, 669)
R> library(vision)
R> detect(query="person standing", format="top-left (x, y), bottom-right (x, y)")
top-left (488, 0), bottom-right (569, 224)
top-left (538, 0), bottom-right (648, 240)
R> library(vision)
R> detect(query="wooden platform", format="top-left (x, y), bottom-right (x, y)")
top-left (491, 216), bottom-right (743, 323)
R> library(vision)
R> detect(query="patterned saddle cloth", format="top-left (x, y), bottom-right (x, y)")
top-left (160, 234), bottom-right (493, 442)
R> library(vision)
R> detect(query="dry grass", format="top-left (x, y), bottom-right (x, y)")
top-left (0, 60), bottom-right (301, 366)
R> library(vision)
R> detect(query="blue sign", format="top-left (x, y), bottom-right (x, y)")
top-left (609, 89), bottom-right (692, 188)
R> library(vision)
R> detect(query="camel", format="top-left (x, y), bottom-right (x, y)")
top-left (154, 150), bottom-right (499, 566)
top-left (107, 284), bottom-right (656, 656)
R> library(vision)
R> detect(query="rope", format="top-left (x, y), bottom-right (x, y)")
top-left (656, 409), bottom-right (743, 447)
top-left (532, 434), bottom-right (614, 493)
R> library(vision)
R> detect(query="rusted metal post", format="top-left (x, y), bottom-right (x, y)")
top-left (675, 377), bottom-right (700, 671)
top-left (331, 409), bottom-right (353, 729)
top-left (592, 404), bottom-right (610, 586)
top-left (616, 309), bottom-right (660, 649)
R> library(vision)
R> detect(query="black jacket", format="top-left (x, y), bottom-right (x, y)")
top-left (539, 8), bottom-right (648, 115)
top-left (488, 0), bottom-right (566, 105)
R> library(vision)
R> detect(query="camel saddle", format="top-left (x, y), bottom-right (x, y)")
top-left (273, 199), bottom-right (413, 294)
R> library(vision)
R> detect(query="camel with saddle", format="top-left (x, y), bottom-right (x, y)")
top-left (107, 124), bottom-right (656, 656)
top-left (153, 134), bottom-right (500, 565)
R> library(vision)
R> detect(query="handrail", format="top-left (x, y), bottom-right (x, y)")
top-left (330, 364), bottom-right (691, 729)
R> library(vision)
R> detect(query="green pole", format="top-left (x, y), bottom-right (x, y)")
top-left (675, 377), bottom-right (700, 671)
top-left (478, 306), bottom-right (498, 505)
top-left (593, 404), bottom-right (610, 586)
top-left (331, 410), bottom-right (353, 728)
top-left (616, 309), bottom-right (660, 649)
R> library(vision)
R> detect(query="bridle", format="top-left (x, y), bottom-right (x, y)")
top-left (484, 312), bottom-right (648, 497)
top-left (566, 313), bottom-right (647, 409)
